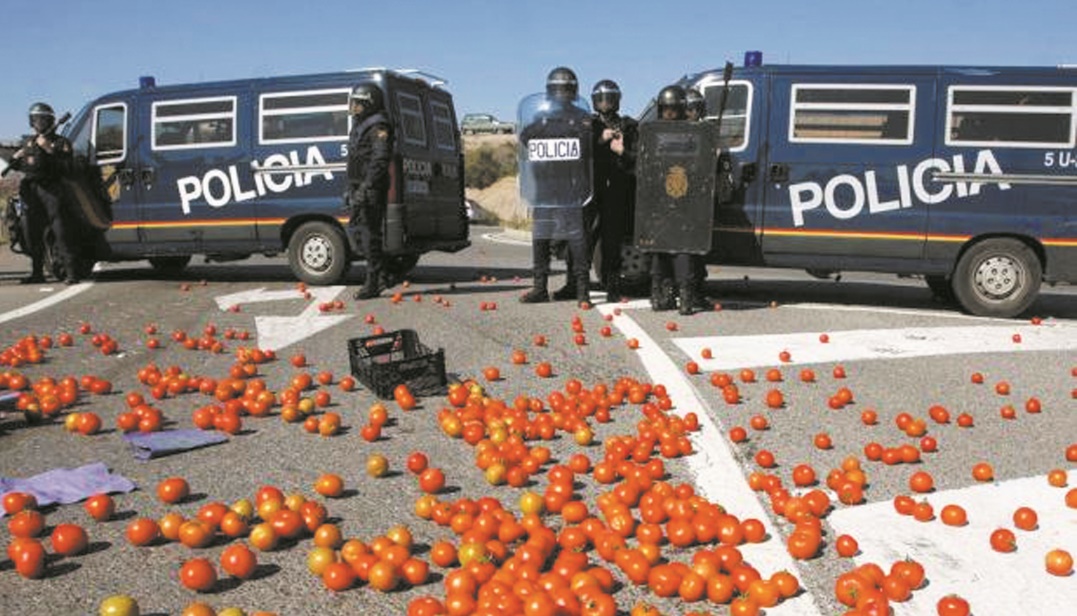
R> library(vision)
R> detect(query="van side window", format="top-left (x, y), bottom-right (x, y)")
top-left (430, 100), bottom-right (457, 151)
top-left (396, 91), bottom-right (428, 147)
top-left (947, 86), bottom-right (1075, 148)
top-left (790, 85), bottom-right (914, 145)
top-left (152, 97), bottom-right (236, 150)
top-left (260, 89), bottom-right (350, 144)
top-left (93, 104), bottom-right (127, 164)
top-left (700, 82), bottom-right (751, 150)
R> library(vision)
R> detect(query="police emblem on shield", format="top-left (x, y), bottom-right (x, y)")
top-left (633, 121), bottom-right (718, 254)
top-left (665, 165), bottom-right (689, 199)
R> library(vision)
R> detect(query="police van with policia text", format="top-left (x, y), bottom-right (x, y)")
top-left (2, 68), bottom-right (470, 285)
top-left (630, 56), bottom-right (1076, 318)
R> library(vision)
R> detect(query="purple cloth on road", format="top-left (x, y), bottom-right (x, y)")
top-left (122, 428), bottom-right (228, 460)
top-left (0, 462), bottom-right (136, 515)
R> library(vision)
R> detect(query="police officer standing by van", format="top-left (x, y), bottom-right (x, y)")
top-left (517, 67), bottom-right (593, 306)
top-left (682, 87), bottom-right (713, 313)
top-left (347, 83), bottom-right (395, 300)
top-left (588, 79), bottom-right (637, 303)
top-left (9, 102), bottom-right (78, 284)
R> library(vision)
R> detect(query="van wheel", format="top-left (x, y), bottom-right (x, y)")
top-left (288, 221), bottom-right (350, 285)
top-left (592, 240), bottom-right (651, 296)
top-left (952, 238), bottom-right (1041, 318)
top-left (149, 256), bottom-right (191, 276)
top-left (924, 275), bottom-right (955, 302)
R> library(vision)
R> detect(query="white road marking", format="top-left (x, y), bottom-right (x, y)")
top-left (674, 323), bottom-right (1077, 370)
top-left (597, 302), bottom-right (823, 615)
top-left (480, 231), bottom-right (532, 247)
top-left (0, 282), bottom-right (92, 325)
top-left (829, 470), bottom-right (1077, 615)
top-left (213, 286), bottom-right (353, 351)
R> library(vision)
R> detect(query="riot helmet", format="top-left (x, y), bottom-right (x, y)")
top-left (28, 102), bottom-right (55, 131)
top-left (685, 88), bottom-right (706, 120)
top-left (545, 67), bottom-right (579, 101)
top-left (591, 80), bottom-right (621, 114)
top-left (349, 83), bottom-right (384, 114)
top-left (656, 85), bottom-right (687, 120)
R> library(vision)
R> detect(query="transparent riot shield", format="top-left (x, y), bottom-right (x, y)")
top-left (517, 92), bottom-right (593, 240)
top-left (633, 120), bottom-right (718, 254)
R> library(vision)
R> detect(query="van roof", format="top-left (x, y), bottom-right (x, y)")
top-left (684, 63), bottom-right (1077, 83)
top-left (121, 68), bottom-right (449, 98)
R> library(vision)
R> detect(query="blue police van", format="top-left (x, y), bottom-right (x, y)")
top-left (53, 68), bottom-right (469, 284)
top-left (630, 60), bottom-right (1076, 318)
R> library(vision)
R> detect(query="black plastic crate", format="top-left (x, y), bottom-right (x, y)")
top-left (347, 329), bottom-right (446, 399)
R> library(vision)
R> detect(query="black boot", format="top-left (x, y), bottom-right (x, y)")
top-left (604, 276), bottom-right (622, 303)
top-left (20, 273), bottom-right (45, 285)
top-left (679, 284), bottom-right (697, 316)
top-left (520, 275), bottom-right (549, 303)
top-left (575, 275), bottom-right (590, 306)
top-left (551, 280), bottom-right (575, 301)
top-left (651, 277), bottom-right (676, 311)
top-left (354, 265), bottom-right (384, 299)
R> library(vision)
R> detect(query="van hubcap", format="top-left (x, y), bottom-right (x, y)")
top-left (974, 255), bottom-right (1021, 299)
top-left (302, 236), bottom-right (332, 272)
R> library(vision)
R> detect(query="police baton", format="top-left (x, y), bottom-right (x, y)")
top-left (714, 62), bottom-right (734, 132)
top-left (2, 111), bottom-right (72, 177)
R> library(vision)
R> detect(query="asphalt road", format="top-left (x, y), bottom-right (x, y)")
top-left (0, 227), bottom-right (1074, 615)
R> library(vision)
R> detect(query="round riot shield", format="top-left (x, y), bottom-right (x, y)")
top-left (517, 92), bottom-right (593, 240)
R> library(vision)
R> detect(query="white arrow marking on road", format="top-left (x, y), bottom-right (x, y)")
top-left (213, 287), bottom-right (313, 311)
top-left (674, 323), bottom-right (1077, 370)
top-left (596, 301), bottom-right (823, 616)
top-left (214, 286), bottom-right (352, 351)
top-left (829, 470), bottom-right (1077, 615)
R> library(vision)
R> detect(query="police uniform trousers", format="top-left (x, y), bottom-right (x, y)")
top-left (20, 179), bottom-right (75, 278)
top-left (348, 190), bottom-right (386, 285)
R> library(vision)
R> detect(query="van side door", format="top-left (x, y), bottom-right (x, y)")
top-left (139, 92), bottom-right (257, 253)
top-left (760, 72), bottom-right (935, 264)
top-left (68, 99), bottom-right (140, 253)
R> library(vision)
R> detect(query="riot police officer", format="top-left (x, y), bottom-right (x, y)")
top-left (683, 87), bottom-right (713, 313)
top-left (686, 87), bottom-right (706, 122)
top-left (587, 79), bottom-right (637, 303)
top-left (347, 83), bottom-right (395, 300)
top-left (518, 67), bottom-right (592, 305)
top-left (10, 102), bottom-right (77, 284)
top-left (646, 86), bottom-right (687, 311)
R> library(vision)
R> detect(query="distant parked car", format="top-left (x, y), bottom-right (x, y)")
top-left (461, 113), bottom-right (515, 135)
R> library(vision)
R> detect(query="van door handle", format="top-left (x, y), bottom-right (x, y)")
top-left (140, 168), bottom-right (156, 190)
top-left (117, 168), bottom-right (135, 189)
top-left (768, 163), bottom-right (789, 183)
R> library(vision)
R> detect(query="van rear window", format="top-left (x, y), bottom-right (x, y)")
top-left (947, 86), bottom-right (1075, 148)
top-left (260, 89), bottom-right (350, 144)
top-left (790, 84), bottom-right (914, 145)
top-left (396, 92), bottom-right (428, 147)
top-left (430, 100), bottom-right (457, 151)
top-left (152, 97), bottom-right (236, 149)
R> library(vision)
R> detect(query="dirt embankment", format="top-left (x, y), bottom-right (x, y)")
top-left (462, 134), bottom-right (526, 227)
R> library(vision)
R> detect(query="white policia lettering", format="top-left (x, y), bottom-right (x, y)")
top-left (528, 138), bottom-right (581, 162)
top-left (176, 146), bottom-right (333, 215)
top-left (787, 150), bottom-right (1010, 227)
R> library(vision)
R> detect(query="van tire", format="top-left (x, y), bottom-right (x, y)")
top-left (952, 238), bottom-right (1041, 318)
top-left (384, 254), bottom-right (419, 283)
top-left (592, 239), bottom-right (651, 295)
top-left (288, 221), bottom-right (350, 285)
top-left (149, 256), bottom-right (191, 276)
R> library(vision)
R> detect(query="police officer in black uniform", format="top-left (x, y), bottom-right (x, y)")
top-left (10, 102), bottom-right (77, 284)
top-left (682, 87), bottom-right (713, 313)
top-left (587, 79), bottom-right (637, 303)
top-left (347, 83), bottom-right (395, 300)
top-left (647, 86), bottom-right (686, 311)
top-left (519, 67), bottom-right (592, 305)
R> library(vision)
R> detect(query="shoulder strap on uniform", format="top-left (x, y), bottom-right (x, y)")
top-left (354, 112), bottom-right (389, 138)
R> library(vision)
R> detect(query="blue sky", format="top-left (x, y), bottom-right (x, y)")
top-left (1, 0), bottom-right (1074, 140)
